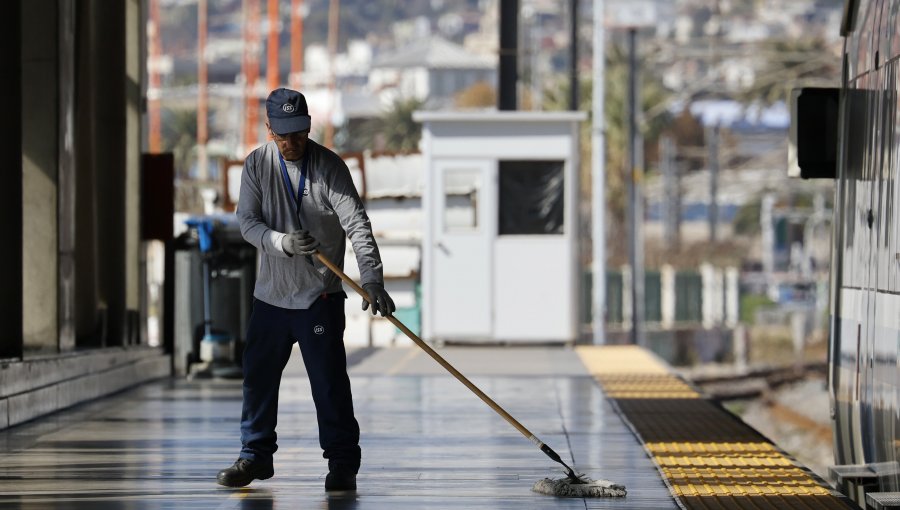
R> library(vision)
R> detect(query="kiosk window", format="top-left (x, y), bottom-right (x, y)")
top-left (443, 168), bottom-right (480, 232)
top-left (499, 160), bottom-right (564, 235)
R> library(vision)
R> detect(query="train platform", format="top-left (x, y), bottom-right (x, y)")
top-left (0, 345), bottom-right (852, 509)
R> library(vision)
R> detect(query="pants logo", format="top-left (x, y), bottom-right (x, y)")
top-left (314, 325), bottom-right (325, 335)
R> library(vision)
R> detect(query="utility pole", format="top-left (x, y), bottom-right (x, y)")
top-left (243, 0), bottom-right (261, 153)
top-left (707, 124), bottom-right (719, 243)
top-left (267, 0), bottom-right (279, 91)
top-left (569, 0), bottom-right (578, 110)
top-left (197, 0), bottom-right (208, 181)
top-left (707, 0), bottom-right (722, 244)
top-left (148, 0), bottom-right (162, 153)
top-left (324, 0), bottom-right (339, 147)
top-left (290, 0), bottom-right (304, 90)
top-left (529, 17), bottom-right (541, 110)
top-left (761, 193), bottom-right (775, 300)
top-left (591, 0), bottom-right (606, 344)
top-left (498, 0), bottom-right (518, 110)
top-left (626, 28), bottom-right (644, 347)
top-left (661, 135), bottom-right (680, 251)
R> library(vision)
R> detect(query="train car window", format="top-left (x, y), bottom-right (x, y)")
top-left (876, 0), bottom-right (891, 68)
top-left (885, 178), bottom-right (894, 248)
top-left (878, 81), bottom-right (891, 185)
top-left (882, 65), bottom-right (897, 250)
top-left (893, 61), bottom-right (900, 292)
top-left (844, 86), bottom-right (867, 253)
top-left (893, 61), bottom-right (900, 291)
top-left (847, 88), bottom-right (868, 182)
top-left (893, 170), bottom-right (900, 292)
top-left (862, 73), bottom-right (877, 183)
top-left (874, 0), bottom-right (888, 69)
top-left (848, 48), bottom-right (859, 82)
top-left (842, 0), bottom-right (860, 36)
top-left (890, 0), bottom-right (900, 59)
top-left (856, 0), bottom-right (878, 73)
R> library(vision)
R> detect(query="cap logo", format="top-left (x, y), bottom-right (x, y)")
top-left (282, 103), bottom-right (295, 113)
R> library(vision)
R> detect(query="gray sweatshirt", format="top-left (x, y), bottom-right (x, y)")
top-left (237, 140), bottom-right (384, 309)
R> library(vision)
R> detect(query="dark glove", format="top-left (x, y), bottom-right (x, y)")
top-left (362, 283), bottom-right (395, 317)
top-left (282, 230), bottom-right (319, 256)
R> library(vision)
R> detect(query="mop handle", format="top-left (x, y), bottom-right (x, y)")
top-left (315, 251), bottom-right (537, 440)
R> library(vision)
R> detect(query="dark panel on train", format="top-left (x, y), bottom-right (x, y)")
top-left (792, 87), bottom-right (839, 179)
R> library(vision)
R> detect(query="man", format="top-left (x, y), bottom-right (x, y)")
top-left (217, 88), bottom-right (395, 491)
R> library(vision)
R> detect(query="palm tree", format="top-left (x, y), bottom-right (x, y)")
top-left (737, 36), bottom-right (840, 106)
top-left (374, 97), bottom-right (425, 152)
top-left (161, 108), bottom-right (198, 180)
top-left (544, 43), bottom-right (672, 260)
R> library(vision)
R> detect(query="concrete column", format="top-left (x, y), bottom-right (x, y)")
top-left (660, 264), bottom-right (675, 328)
top-left (498, 0), bottom-right (518, 110)
top-left (621, 265), bottom-right (632, 327)
top-left (713, 267), bottom-right (724, 325)
top-left (591, 0), bottom-right (606, 344)
top-left (126, 0), bottom-right (143, 343)
top-left (21, 0), bottom-right (60, 353)
top-left (791, 311), bottom-right (807, 363)
top-left (59, 0), bottom-right (77, 351)
top-left (91, 0), bottom-right (127, 345)
top-left (733, 323), bottom-right (747, 370)
top-left (725, 266), bottom-right (739, 327)
top-left (700, 263), bottom-right (715, 329)
top-left (761, 193), bottom-right (776, 300)
top-left (74, 0), bottom-right (100, 345)
top-left (73, 0), bottom-right (138, 347)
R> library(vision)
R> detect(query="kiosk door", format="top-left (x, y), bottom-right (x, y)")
top-left (429, 159), bottom-right (494, 340)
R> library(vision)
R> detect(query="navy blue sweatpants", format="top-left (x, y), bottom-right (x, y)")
top-left (239, 294), bottom-right (361, 473)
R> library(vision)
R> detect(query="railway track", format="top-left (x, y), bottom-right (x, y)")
top-left (684, 361), bottom-right (828, 400)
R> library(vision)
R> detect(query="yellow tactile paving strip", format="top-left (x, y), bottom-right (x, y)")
top-left (577, 345), bottom-right (852, 510)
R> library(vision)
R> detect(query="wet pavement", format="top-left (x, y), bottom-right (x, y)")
top-left (0, 347), bottom-right (676, 509)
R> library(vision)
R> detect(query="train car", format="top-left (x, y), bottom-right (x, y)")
top-left (795, 0), bottom-right (900, 507)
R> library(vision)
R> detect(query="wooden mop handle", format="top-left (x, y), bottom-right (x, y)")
top-left (314, 251), bottom-right (537, 442)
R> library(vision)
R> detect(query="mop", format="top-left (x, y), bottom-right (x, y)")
top-left (315, 251), bottom-right (627, 498)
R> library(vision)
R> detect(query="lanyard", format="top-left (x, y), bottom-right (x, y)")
top-left (278, 150), bottom-right (308, 217)
top-left (278, 150), bottom-right (313, 264)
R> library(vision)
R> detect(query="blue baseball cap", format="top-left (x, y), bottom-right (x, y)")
top-left (266, 88), bottom-right (312, 134)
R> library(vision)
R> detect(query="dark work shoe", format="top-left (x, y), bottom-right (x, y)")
top-left (216, 458), bottom-right (274, 487)
top-left (325, 470), bottom-right (357, 491)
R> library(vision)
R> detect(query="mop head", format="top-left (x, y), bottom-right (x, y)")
top-left (532, 475), bottom-right (627, 498)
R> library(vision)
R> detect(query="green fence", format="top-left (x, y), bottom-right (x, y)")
top-left (606, 271), bottom-right (624, 324)
top-left (645, 270), bottom-right (662, 323)
top-left (674, 271), bottom-right (702, 323)
top-left (583, 268), bottom-right (702, 325)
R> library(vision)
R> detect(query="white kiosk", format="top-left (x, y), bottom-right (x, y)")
top-left (414, 111), bottom-right (586, 344)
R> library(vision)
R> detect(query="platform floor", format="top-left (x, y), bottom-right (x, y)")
top-left (0, 347), bottom-right (676, 509)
